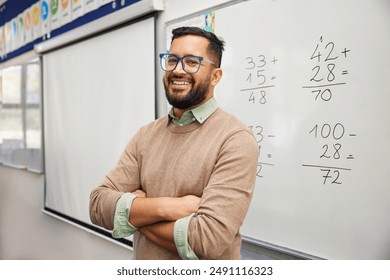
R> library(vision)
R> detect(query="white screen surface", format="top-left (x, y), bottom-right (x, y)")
top-left (43, 17), bottom-right (155, 228)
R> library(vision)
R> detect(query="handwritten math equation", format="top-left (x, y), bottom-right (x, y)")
top-left (241, 54), bottom-right (278, 178)
top-left (240, 54), bottom-right (277, 105)
top-left (302, 36), bottom-right (356, 185)
top-left (248, 125), bottom-right (275, 178)
top-left (241, 38), bottom-right (357, 184)
top-left (302, 36), bottom-right (350, 102)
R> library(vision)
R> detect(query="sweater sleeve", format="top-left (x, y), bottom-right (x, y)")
top-left (89, 131), bottom-right (142, 230)
top-left (187, 129), bottom-right (259, 259)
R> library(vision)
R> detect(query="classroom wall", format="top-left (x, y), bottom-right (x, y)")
top-left (0, 0), bottom-right (239, 260)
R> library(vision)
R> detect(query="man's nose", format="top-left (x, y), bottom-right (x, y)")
top-left (173, 60), bottom-right (186, 74)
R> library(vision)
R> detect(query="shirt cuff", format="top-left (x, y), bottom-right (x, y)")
top-left (112, 192), bottom-right (138, 238)
top-left (173, 213), bottom-right (199, 260)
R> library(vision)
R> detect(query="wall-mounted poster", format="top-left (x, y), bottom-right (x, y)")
top-left (32, 2), bottom-right (41, 40)
top-left (61, 0), bottom-right (72, 26)
top-left (4, 22), bottom-right (11, 55)
top-left (41, 0), bottom-right (51, 37)
top-left (50, 0), bottom-right (61, 30)
top-left (72, 0), bottom-right (85, 20)
top-left (24, 7), bottom-right (33, 44)
top-left (85, 0), bottom-right (98, 14)
top-left (0, 26), bottom-right (4, 57)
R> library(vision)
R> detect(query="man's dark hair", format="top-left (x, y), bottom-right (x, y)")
top-left (171, 26), bottom-right (225, 68)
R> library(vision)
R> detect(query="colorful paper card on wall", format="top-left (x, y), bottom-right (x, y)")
top-left (41, 0), bottom-right (51, 37)
top-left (72, 0), bottom-right (85, 20)
top-left (32, 2), bottom-right (41, 40)
top-left (10, 18), bottom-right (18, 52)
top-left (50, 0), bottom-right (61, 30)
top-left (17, 13), bottom-right (25, 48)
top-left (85, 0), bottom-right (98, 14)
top-left (61, 0), bottom-right (72, 26)
top-left (24, 7), bottom-right (33, 44)
top-left (0, 26), bottom-right (4, 57)
top-left (4, 22), bottom-right (11, 55)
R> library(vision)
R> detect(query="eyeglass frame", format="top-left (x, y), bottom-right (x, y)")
top-left (159, 53), bottom-right (216, 74)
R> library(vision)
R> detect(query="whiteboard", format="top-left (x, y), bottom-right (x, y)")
top-left (167, 0), bottom-right (390, 259)
top-left (43, 17), bottom-right (156, 232)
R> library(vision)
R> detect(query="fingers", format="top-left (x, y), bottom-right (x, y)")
top-left (132, 189), bottom-right (146, 198)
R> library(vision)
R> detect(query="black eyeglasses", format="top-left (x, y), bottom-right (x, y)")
top-left (159, 53), bottom-right (215, 74)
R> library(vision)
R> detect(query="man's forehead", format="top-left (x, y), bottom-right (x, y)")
top-left (170, 35), bottom-right (209, 53)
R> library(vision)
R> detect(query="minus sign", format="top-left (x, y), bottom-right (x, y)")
top-left (260, 162), bottom-right (275, 167)
top-left (267, 135), bottom-right (276, 137)
top-left (349, 134), bottom-right (357, 137)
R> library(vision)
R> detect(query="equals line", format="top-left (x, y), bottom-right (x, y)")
top-left (347, 155), bottom-right (355, 160)
top-left (342, 70), bottom-right (349, 75)
top-left (261, 162), bottom-right (275, 167)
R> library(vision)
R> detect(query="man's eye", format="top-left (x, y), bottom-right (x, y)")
top-left (186, 59), bottom-right (200, 65)
top-left (167, 59), bottom-right (177, 64)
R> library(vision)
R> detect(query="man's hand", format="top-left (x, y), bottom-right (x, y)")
top-left (132, 189), bottom-right (146, 198)
top-left (129, 194), bottom-right (200, 228)
top-left (135, 195), bottom-right (200, 254)
top-left (164, 195), bottom-right (200, 221)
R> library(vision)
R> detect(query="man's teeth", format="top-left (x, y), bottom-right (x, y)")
top-left (173, 81), bottom-right (190, 85)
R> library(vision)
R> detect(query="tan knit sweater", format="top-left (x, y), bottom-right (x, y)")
top-left (89, 108), bottom-right (259, 259)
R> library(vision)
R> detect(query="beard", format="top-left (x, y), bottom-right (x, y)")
top-left (163, 74), bottom-right (211, 110)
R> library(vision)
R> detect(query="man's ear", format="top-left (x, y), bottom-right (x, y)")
top-left (211, 68), bottom-right (223, 86)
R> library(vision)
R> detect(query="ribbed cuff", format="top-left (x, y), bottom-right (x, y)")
top-left (173, 213), bottom-right (199, 260)
top-left (112, 192), bottom-right (138, 238)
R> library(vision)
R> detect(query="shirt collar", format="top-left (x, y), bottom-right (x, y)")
top-left (168, 97), bottom-right (218, 126)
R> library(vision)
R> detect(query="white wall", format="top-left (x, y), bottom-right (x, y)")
top-left (0, 0), bottom-right (236, 260)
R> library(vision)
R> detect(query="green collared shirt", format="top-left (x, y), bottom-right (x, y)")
top-left (112, 97), bottom-right (218, 259)
top-left (168, 97), bottom-right (218, 125)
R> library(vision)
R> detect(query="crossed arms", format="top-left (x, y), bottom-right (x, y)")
top-left (129, 189), bottom-right (200, 253)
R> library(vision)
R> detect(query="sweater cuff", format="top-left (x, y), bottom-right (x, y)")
top-left (173, 213), bottom-right (199, 260)
top-left (112, 192), bottom-right (138, 238)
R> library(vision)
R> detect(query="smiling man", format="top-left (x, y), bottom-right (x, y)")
top-left (89, 26), bottom-right (259, 260)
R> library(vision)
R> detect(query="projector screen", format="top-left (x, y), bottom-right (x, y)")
top-left (43, 16), bottom-right (156, 241)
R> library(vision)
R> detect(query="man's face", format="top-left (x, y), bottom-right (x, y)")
top-left (163, 35), bottom-right (215, 110)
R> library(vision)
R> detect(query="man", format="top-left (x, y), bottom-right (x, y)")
top-left (89, 26), bottom-right (258, 260)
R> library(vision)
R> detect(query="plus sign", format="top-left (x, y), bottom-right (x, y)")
top-left (271, 57), bottom-right (278, 64)
top-left (342, 48), bottom-right (350, 58)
